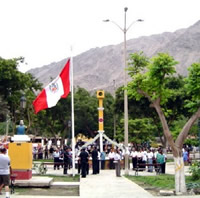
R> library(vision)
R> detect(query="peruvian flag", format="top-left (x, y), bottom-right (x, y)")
top-left (33, 59), bottom-right (70, 114)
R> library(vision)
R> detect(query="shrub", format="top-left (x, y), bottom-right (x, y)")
top-left (189, 161), bottom-right (200, 180)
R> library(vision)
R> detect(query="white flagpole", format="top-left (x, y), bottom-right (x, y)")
top-left (70, 46), bottom-right (75, 177)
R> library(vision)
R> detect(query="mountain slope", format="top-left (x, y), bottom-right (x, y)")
top-left (28, 20), bottom-right (200, 93)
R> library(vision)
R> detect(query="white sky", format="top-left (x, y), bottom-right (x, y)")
top-left (0, 0), bottom-right (200, 72)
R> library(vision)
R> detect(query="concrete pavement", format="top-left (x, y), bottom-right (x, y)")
top-left (1, 162), bottom-right (200, 198)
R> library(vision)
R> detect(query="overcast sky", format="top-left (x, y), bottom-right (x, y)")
top-left (0, 0), bottom-right (200, 72)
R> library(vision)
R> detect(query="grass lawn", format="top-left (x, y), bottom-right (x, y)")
top-left (33, 159), bottom-right (53, 162)
top-left (125, 174), bottom-right (200, 190)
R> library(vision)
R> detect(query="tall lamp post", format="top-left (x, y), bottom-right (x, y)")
top-left (103, 7), bottom-right (143, 175)
top-left (113, 80), bottom-right (116, 140)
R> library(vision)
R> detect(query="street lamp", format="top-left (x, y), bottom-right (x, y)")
top-left (20, 94), bottom-right (26, 120)
top-left (103, 7), bottom-right (143, 175)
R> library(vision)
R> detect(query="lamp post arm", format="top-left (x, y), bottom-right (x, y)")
top-left (110, 20), bottom-right (124, 32)
top-left (127, 19), bottom-right (144, 32)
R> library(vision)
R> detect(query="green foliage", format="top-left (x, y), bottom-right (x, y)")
top-left (127, 53), bottom-right (178, 103)
top-left (126, 174), bottom-right (175, 189)
top-left (170, 117), bottom-right (199, 146)
top-left (116, 117), bottom-right (156, 143)
top-left (0, 121), bottom-right (13, 135)
top-left (103, 92), bottom-right (115, 138)
top-left (128, 51), bottom-right (149, 76)
top-left (128, 118), bottom-right (156, 144)
top-left (0, 95), bottom-right (9, 121)
top-left (0, 57), bottom-right (42, 134)
top-left (185, 63), bottom-right (200, 112)
top-left (74, 87), bottom-right (98, 137)
top-left (189, 161), bottom-right (200, 180)
top-left (186, 182), bottom-right (200, 190)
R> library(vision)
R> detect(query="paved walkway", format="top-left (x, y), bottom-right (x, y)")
top-left (0, 163), bottom-right (200, 198)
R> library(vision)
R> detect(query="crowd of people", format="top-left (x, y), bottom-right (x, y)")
top-left (130, 147), bottom-right (167, 173)
top-left (31, 141), bottom-right (193, 178)
top-left (32, 144), bottom-right (73, 174)
top-left (78, 146), bottom-right (122, 178)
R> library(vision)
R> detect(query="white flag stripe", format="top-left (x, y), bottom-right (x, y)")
top-left (45, 76), bottom-right (64, 108)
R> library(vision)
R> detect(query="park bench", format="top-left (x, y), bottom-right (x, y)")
top-left (135, 163), bottom-right (161, 176)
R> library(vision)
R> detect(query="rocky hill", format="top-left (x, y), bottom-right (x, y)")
top-left (28, 20), bottom-right (200, 94)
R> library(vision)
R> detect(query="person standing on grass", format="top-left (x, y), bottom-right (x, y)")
top-left (0, 147), bottom-right (11, 198)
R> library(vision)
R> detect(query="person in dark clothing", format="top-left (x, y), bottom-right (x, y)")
top-left (44, 146), bottom-right (49, 159)
top-left (91, 147), bottom-right (98, 174)
top-left (108, 149), bottom-right (115, 169)
top-left (79, 148), bottom-right (89, 178)
top-left (63, 147), bottom-right (70, 174)
top-left (77, 158), bottom-right (81, 174)
top-left (49, 146), bottom-right (54, 159)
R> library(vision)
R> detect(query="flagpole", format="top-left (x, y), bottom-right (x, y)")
top-left (70, 46), bottom-right (75, 177)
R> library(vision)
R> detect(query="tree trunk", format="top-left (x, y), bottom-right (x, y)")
top-left (174, 156), bottom-right (186, 193)
top-left (153, 100), bottom-right (187, 193)
top-left (139, 93), bottom-right (200, 194)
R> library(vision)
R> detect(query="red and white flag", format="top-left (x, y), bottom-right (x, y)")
top-left (33, 59), bottom-right (70, 114)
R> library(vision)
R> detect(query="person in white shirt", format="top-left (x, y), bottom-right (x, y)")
top-left (108, 149), bottom-right (115, 169)
top-left (0, 147), bottom-right (10, 198)
top-left (141, 149), bottom-right (147, 170)
top-left (137, 148), bottom-right (144, 170)
top-left (114, 149), bottom-right (121, 177)
top-left (147, 149), bottom-right (154, 172)
top-left (53, 149), bottom-right (60, 170)
top-left (130, 148), bottom-right (138, 170)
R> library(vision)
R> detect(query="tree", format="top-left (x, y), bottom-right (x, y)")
top-left (116, 117), bottom-right (156, 146)
top-left (114, 78), bottom-right (188, 148)
top-left (74, 87), bottom-right (98, 137)
top-left (0, 95), bottom-right (9, 121)
top-left (103, 92), bottom-right (115, 138)
top-left (0, 57), bottom-right (42, 134)
top-left (127, 52), bottom-right (200, 193)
